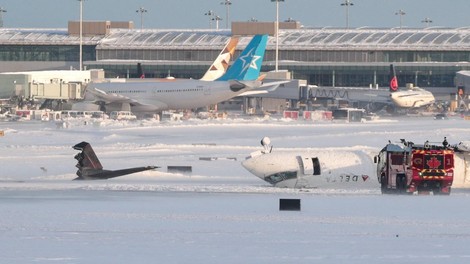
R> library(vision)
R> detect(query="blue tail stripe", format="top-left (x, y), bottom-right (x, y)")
top-left (217, 34), bottom-right (268, 81)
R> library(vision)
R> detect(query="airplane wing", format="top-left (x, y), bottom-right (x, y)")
top-left (87, 87), bottom-right (142, 105)
top-left (239, 90), bottom-right (269, 96)
top-left (229, 80), bottom-right (263, 92)
top-left (238, 80), bottom-right (290, 96)
top-left (87, 87), bottom-right (169, 110)
top-left (261, 80), bottom-right (291, 89)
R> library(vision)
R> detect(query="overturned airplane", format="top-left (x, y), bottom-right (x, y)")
top-left (73, 141), bottom-right (157, 180)
top-left (241, 137), bottom-right (376, 188)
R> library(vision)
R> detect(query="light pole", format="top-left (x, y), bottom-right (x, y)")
top-left (395, 9), bottom-right (405, 28)
top-left (204, 10), bottom-right (214, 29)
top-left (271, 0), bottom-right (284, 72)
top-left (77, 0), bottom-right (83, 71)
top-left (0, 7), bottom-right (6, 28)
top-left (212, 15), bottom-right (222, 30)
top-left (340, 0), bottom-right (353, 29)
top-left (220, 0), bottom-right (232, 29)
top-left (421, 17), bottom-right (433, 27)
top-left (136, 7), bottom-right (147, 30)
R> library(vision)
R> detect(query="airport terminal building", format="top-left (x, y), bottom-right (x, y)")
top-left (1, 21), bottom-right (470, 94)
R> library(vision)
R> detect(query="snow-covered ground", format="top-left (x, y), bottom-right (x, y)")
top-left (2, 116), bottom-right (470, 263)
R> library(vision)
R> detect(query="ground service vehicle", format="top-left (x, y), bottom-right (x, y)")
top-left (375, 139), bottom-right (454, 195)
top-left (109, 111), bottom-right (137, 120)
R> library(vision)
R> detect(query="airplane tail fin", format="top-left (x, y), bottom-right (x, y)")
top-left (137, 63), bottom-right (145, 79)
top-left (389, 64), bottom-right (398, 92)
top-left (72, 141), bottom-right (158, 180)
top-left (73, 142), bottom-right (103, 171)
top-left (200, 37), bottom-right (239, 81)
top-left (217, 34), bottom-right (268, 82)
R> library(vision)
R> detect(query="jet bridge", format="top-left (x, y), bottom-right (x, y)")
top-left (309, 86), bottom-right (390, 104)
top-left (29, 81), bottom-right (83, 100)
top-left (308, 86), bottom-right (392, 111)
top-left (0, 69), bottom-right (104, 108)
top-left (241, 78), bottom-right (308, 114)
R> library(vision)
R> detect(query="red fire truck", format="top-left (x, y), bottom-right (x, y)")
top-left (375, 140), bottom-right (454, 195)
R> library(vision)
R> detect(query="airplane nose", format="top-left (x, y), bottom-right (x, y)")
top-left (241, 158), bottom-right (265, 180)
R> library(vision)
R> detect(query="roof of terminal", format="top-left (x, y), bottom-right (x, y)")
top-left (2, 27), bottom-right (470, 51)
top-left (0, 28), bottom-right (103, 45)
top-left (280, 28), bottom-right (470, 51)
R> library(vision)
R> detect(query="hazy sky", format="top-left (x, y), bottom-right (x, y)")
top-left (1, 0), bottom-right (470, 29)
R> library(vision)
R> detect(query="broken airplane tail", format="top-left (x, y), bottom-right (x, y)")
top-left (216, 34), bottom-right (268, 82)
top-left (73, 141), bottom-right (103, 171)
top-left (73, 141), bottom-right (157, 180)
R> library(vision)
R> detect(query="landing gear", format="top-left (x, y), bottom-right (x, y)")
top-left (98, 101), bottom-right (106, 113)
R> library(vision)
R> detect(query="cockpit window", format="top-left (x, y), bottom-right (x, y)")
top-left (265, 171), bottom-right (297, 185)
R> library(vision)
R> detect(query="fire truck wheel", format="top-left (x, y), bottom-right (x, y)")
top-left (380, 175), bottom-right (388, 194)
top-left (435, 187), bottom-right (451, 195)
top-left (396, 174), bottom-right (407, 193)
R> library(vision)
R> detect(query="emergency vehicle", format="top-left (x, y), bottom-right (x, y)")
top-left (374, 139), bottom-right (454, 195)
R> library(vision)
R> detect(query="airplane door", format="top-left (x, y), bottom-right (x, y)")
top-left (300, 156), bottom-right (321, 175)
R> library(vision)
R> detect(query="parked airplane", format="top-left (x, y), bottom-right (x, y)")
top-left (85, 35), bottom-right (268, 113)
top-left (73, 141), bottom-right (157, 180)
top-left (389, 64), bottom-right (435, 108)
top-left (241, 137), bottom-right (376, 188)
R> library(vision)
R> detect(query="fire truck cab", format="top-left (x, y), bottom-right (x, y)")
top-left (375, 140), bottom-right (454, 195)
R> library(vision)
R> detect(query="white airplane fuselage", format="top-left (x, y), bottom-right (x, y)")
top-left (87, 79), bottom-right (257, 112)
top-left (242, 149), bottom-right (377, 189)
top-left (390, 87), bottom-right (435, 108)
top-left (452, 141), bottom-right (470, 188)
top-left (83, 34), bottom-right (268, 113)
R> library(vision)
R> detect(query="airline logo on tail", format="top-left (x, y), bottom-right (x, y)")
top-left (240, 48), bottom-right (261, 71)
top-left (389, 64), bottom-right (398, 92)
top-left (137, 63), bottom-right (145, 79)
top-left (201, 37), bottom-right (239, 81)
top-left (217, 34), bottom-right (268, 82)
